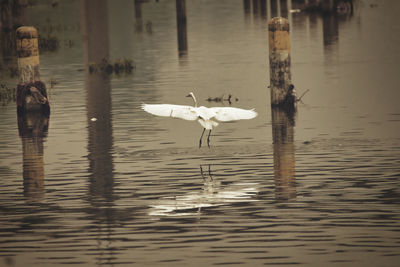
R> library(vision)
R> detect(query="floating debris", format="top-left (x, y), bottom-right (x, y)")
top-left (296, 89), bottom-right (310, 103)
top-left (88, 58), bottom-right (135, 75)
top-left (90, 117), bottom-right (97, 122)
top-left (205, 94), bottom-right (239, 105)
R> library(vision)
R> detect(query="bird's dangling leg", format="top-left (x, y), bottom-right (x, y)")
top-left (207, 130), bottom-right (212, 148)
top-left (200, 165), bottom-right (205, 179)
top-left (199, 128), bottom-right (206, 148)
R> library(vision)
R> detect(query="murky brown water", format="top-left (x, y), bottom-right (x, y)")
top-left (1, 0), bottom-right (400, 266)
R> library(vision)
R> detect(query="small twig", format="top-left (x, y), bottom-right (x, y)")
top-left (296, 89), bottom-right (310, 103)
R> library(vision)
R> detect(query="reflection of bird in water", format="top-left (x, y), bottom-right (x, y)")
top-left (200, 164), bottom-right (213, 181)
top-left (142, 92), bottom-right (257, 147)
top-left (147, 164), bottom-right (258, 216)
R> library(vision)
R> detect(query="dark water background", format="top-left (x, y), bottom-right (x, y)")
top-left (0, 0), bottom-right (399, 266)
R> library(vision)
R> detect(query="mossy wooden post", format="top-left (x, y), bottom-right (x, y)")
top-left (16, 26), bottom-right (50, 114)
top-left (268, 17), bottom-right (295, 109)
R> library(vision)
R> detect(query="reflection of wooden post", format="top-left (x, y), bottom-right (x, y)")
top-left (270, 0), bottom-right (278, 18)
top-left (252, 0), bottom-right (259, 16)
top-left (18, 112), bottom-right (49, 202)
top-left (272, 108), bottom-right (296, 200)
top-left (0, 0), bottom-right (27, 67)
top-left (279, 0), bottom-right (288, 18)
top-left (176, 0), bottom-right (188, 56)
top-left (260, 0), bottom-right (267, 19)
top-left (268, 17), bottom-right (295, 109)
top-left (322, 12), bottom-right (338, 47)
top-left (81, 0), bottom-right (114, 202)
top-left (134, 0), bottom-right (143, 32)
top-left (243, 0), bottom-right (251, 16)
top-left (321, 0), bottom-right (335, 13)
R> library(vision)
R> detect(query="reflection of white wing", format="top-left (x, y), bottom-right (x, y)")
top-left (141, 104), bottom-right (198, 121)
top-left (209, 107), bottom-right (257, 122)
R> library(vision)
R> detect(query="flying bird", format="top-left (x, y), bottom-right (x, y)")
top-left (141, 92), bottom-right (257, 147)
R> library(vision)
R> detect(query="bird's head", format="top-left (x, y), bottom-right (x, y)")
top-left (288, 84), bottom-right (296, 96)
top-left (186, 92), bottom-right (197, 107)
top-left (186, 92), bottom-right (195, 98)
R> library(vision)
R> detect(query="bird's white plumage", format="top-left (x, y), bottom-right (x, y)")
top-left (141, 104), bottom-right (198, 121)
top-left (141, 92), bottom-right (257, 147)
top-left (209, 107), bottom-right (257, 121)
top-left (142, 104), bottom-right (257, 126)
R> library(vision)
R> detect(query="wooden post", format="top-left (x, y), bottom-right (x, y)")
top-left (16, 26), bottom-right (40, 83)
top-left (268, 17), bottom-right (295, 109)
top-left (16, 26), bottom-right (50, 114)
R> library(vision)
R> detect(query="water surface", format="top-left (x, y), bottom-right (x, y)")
top-left (0, 0), bottom-right (399, 266)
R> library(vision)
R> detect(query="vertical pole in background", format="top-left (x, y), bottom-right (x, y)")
top-left (176, 0), bottom-right (188, 56)
top-left (268, 17), bottom-right (295, 109)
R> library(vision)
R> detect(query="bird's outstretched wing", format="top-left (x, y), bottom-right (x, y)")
top-left (141, 104), bottom-right (198, 121)
top-left (209, 107), bottom-right (257, 122)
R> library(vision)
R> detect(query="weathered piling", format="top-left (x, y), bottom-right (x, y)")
top-left (16, 26), bottom-right (40, 83)
top-left (268, 17), bottom-right (295, 109)
top-left (16, 26), bottom-right (50, 114)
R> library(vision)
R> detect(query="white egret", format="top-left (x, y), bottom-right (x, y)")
top-left (141, 92), bottom-right (257, 147)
